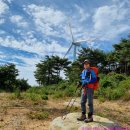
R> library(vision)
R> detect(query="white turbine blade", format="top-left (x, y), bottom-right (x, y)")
top-left (75, 39), bottom-right (89, 43)
top-left (68, 22), bottom-right (75, 42)
top-left (87, 37), bottom-right (98, 42)
top-left (75, 38), bottom-right (98, 43)
top-left (63, 44), bottom-right (73, 58)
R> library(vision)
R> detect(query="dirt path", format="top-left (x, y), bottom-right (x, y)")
top-left (0, 93), bottom-right (129, 130)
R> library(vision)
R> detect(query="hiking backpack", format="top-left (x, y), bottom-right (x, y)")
top-left (90, 67), bottom-right (99, 90)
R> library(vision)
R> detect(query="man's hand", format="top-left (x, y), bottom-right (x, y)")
top-left (81, 82), bottom-right (88, 88)
top-left (77, 81), bottom-right (82, 88)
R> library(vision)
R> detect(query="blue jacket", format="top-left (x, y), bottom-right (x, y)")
top-left (80, 68), bottom-right (97, 87)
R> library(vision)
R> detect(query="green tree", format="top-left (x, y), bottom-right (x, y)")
top-left (113, 38), bottom-right (130, 74)
top-left (34, 55), bottom-right (71, 85)
top-left (77, 47), bottom-right (107, 71)
top-left (15, 79), bottom-right (31, 91)
top-left (0, 64), bottom-right (18, 91)
top-left (65, 61), bottom-right (81, 83)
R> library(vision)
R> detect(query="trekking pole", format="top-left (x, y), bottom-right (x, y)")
top-left (62, 86), bottom-right (82, 120)
top-left (64, 86), bottom-right (78, 110)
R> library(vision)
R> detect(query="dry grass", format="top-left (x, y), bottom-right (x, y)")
top-left (0, 93), bottom-right (129, 130)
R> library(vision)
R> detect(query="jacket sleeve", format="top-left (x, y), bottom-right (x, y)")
top-left (81, 70), bottom-right (96, 86)
top-left (81, 70), bottom-right (89, 86)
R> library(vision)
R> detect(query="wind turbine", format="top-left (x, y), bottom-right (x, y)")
top-left (64, 23), bottom-right (97, 61)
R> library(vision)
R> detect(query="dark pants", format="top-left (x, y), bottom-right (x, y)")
top-left (81, 87), bottom-right (94, 115)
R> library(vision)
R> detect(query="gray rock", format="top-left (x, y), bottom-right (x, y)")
top-left (49, 113), bottom-right (120, 130)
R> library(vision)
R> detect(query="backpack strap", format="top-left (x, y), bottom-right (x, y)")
top-left (85, 69), bottom-right (92, 82)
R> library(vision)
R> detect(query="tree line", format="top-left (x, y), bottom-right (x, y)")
top-left (35, 36), bottom-right (130, 86)
top-left (0, 64), bottom-right (31, 91)
top-left (0, 36), bottom-right (130, 88)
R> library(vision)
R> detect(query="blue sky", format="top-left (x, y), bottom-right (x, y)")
top-left (0, 0), bottom-right (130, 85)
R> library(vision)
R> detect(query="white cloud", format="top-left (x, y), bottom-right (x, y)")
top-left (26, 4), bottom-right (66, 25)
top-left (0, 0), bottom-right (9, 15)
top-left (0, 0), bottom-right (9, 24)
top-left (14, 56), bottom-right (40, 85)
top-left (93, 2), bottom-right (130, 40)
top-left (16, 65), bottom-right (38, 86)
top-left (24, 4), bottom-right (68, 38)
top-left (75, 5), bottom-right (90, 22)
top-left (23, 3), bottom-right (95, 48)
top-left (0, 34), bottom-right (68, 57)
top-left (93, 5), bottom-right (126, 31)
top-left (10, 15), bottom-right (28, 27)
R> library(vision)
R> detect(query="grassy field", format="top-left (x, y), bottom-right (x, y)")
top-left (0, 91), bottom-right (129, 130)
top-left (0, 73), bottom-right (130, 129)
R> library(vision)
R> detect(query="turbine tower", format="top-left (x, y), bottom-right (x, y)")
top-left (64, 23), bottom-right (96, 61)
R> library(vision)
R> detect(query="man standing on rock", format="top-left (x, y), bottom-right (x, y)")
top-left (77, 59), bottom-right (97, 123)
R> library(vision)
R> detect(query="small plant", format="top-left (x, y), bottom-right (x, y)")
top-left (98, 97), bottom-right (106, 102)
top-left (70, 106), bottom-right (80, 112)
top-left (24, 93), bottom-right (41, 101)
top-left (122, 91), bottom-right (130, 101)
top-left (9, 88), bottom-right (23, 100)
top-left (14, 88), bottom-right (22, 99)
top-left (41, 94), bottom-right (48, 100)
top-left (109, 88), bottom-right (124, 100)
top-left (53, 91), bottom-right (63, 99)
top-left (28, 111), bottom-right (49, 120)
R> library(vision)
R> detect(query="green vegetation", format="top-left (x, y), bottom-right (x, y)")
top-left (1, 36), bottom-right (130, 101)
top-left (7, 72), bottom-right (130, 101)
top-left (28, 111), bottom-right (49, 120)
top-left (97, 73), bottom-right (130, 100)
top-left (15, 72), bottom-right (129, 101)
top-left (34, 55), bottom-right (71, 85)
top-left (0, 64), bottom-right (31, 92)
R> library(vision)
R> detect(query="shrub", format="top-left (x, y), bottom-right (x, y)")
top-left (27, 86), bottom-right (49, 96)
top-left (9, 88), bottom-right (23, 100)
top-left (27, 87), bottom-right (42, 94)
top-left (64, 87), bottom-right (75, 97)
top-left (98, 85), bottom-right (125, 100)
top-left (98, 97), bottom-right (106, 102)
top-left (28, 111), bottom-right (49, 120)
top-left (123, 91), bottom-right (130, 101)
top-left (57, 80), bottom-right (69, 90)
top-left (118, 78), bottom-right (130, 90)
top-left (108, 88), bottom-right (125, 100)
top-left (53, 91), bottom-right (63, 99)
top-left (41, 94), bottom-right (48, 100)
top-left (99, 73), bottom-right (126, 89)
top-left (16, 79), bottom-right (31, 91)
top-left (97, 73), bottom-right (129, 100)
top-left (113, 73), bottom-right (126, 81)
top-left (14, 88), bottom-right (22, 99)
top-left (24, 93), bottom-right (41, 101)
top-left (101, 80), bottom-right (113, 88)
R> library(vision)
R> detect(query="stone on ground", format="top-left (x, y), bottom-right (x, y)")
top-left (49, 112), bottom-right (121, 130)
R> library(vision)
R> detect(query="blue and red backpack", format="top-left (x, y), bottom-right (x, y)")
top-left (90, 67), bottom-right (99, 90)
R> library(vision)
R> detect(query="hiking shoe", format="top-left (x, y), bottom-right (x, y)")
top-left (84, 112), bottom-right (93, 123)
top-left (77, 114), bottom-right (86, 121)
top-left (84, 117), bottom-right (93, 123)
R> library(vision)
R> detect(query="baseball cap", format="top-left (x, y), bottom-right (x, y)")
top-left (83, 59), bottom-right (90, 64)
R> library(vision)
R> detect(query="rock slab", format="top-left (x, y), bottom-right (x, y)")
top-left (49, 113), bottom-right (121, 130)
